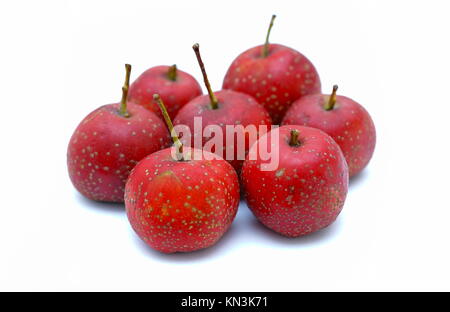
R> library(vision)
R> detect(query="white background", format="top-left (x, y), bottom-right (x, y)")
top-left (1, 0), bottom-right (449, 291)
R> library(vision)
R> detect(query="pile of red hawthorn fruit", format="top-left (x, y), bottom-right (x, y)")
top-left (67, 16), bottom-right (376, 253)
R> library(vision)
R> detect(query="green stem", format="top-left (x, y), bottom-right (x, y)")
top-left (262, 15), bottom-right (276, 57)
top-left (324, 85), bottom-right (338, 111)
top-left (192, 43), bottom-right (219, 109)
top-left (289, 129), bottom-right (301, 147)
top-left (153, 94), bottom-right (184, 160)
top-left (167, 64), bottom-right (177, 81)
top-left (119, 64), bottom-right (131, 117)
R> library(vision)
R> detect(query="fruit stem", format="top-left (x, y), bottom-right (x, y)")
top-left (289, 129), bottom-right (301, 147)
top-left (167, 64), bottom-right (177, 81)
top-left (325, 85), bottom-right (339, 111)
top-left (192, 43), bottom-right (219, 109)
top-left (262, 15), bottom-right (276, 58)
top-left (119, 64), bottom-right (132, 117)
top-left (153, 94), bottom-right (184, 160)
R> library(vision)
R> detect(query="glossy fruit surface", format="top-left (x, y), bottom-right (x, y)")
top-left (128, 65), bottom-right (202, 120)
top-left (174, 90), bottom-right (272, 172)
top-left (241, 125), bottom-right (348, 237)
top-left (67, 103), bottom-right (170, 202)
top-left (223, 43), bottom-right (321, 123)
top-left (125, 148), bottom-right (240, 253)
top-left (282, 90), bottom-right (376, 177)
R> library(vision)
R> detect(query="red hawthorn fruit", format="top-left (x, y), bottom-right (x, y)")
top-left (241, 125), bottom-right (349, 237)
top-left (174, 90), bottom-right (272, 172)
top-left (174, 44), bottom-right (272, 172)
top-left (282, 85), bottom-right (376, 177)
top-left (124, 95), bottom-right (240, 253)
top-left (222, 15), bottom-right (321, 124)
top-left (128, 65), bottom-right (202, 120)
top-left (67, 64), bottom-right (171, 202)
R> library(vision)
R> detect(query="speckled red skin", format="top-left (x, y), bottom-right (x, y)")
top-left (222, 44), bottom-right (321, 124)
top-left (128, 65), bottom-right (202, 120)
top-left (125, 148), bottom-right (240, 253)
top-left (241, 125), bottom-right (349, 237)
top-left (173, 90), bottom-right (272, 172)
top-left (67, 103), bottom-right (171, 202)
top-left (282, 94), bottom-right (376, 177)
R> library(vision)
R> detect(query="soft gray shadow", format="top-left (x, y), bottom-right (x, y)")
top-left (130, 221), bottom-right (241, 262)
top-left (74, 192), bottom-right (125, 213)
top-left (349, 169), bottom-right (369, 187)
top-left (247, 213), bottom-right (343, 247)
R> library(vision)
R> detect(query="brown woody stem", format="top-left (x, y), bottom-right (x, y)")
top-left (325, 85), bottom-right (339, 111)
top-left (289, 129), bottom-right (301, 147)
top-left (192, 43), bottom-right (219, 109)
top-left (167, 64), bottom-right (177, 81)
